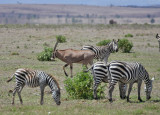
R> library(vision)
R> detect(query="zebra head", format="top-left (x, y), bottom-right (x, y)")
top-left (52, 89), bottom-right (61, 105)
top-left (144, 77), bottom-right (154, 100)
top-left (109, 39), bottom-right (119, 52)
top-left (156, 34), bottom-right (160, 40)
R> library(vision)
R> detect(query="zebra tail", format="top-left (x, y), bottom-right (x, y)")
top-left (6, 74), bottom-right (15, 82)
top-left (83, 65), bottom-right (93, 73)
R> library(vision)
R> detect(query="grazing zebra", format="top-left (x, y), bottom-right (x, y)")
top-left (85, 61), bottom-right (127, 100)
top-left (108, 61), bottom-right (154, 102)
top-left (82, 39), bottom-right (119, 64)
top-left (156, 34), bottom-right (160, 52)
top-left (7, 68), bottom-right (61, 105)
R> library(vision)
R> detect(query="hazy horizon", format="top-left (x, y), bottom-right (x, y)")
top-left (0, 0), bottom-right (160, 6)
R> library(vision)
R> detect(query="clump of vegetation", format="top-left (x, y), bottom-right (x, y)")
top-left (96, 40), bottom-right (111, 46)
top-left (64, 67), bottom-right (106, 99)
top-left (37, 47), bottom-right (53, 61)
top-left (125, 33), bottom-right (133, 38)
top-left (56, 35), bottom-right (66, 43)
top-left (37, 35), bottom-right (66, 61)
top-left (11, 52), bottom-right (19, 55)
top-left (118, 39), bottom-right (133, 53)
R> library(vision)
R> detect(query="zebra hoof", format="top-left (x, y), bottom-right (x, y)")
top-left (139, 99), bottom-right (143, 102)
top-left (109, 98), bottom-right (113, 103)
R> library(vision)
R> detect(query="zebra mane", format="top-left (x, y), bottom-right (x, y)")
top-left (47, 74), bottom-right (60, 90)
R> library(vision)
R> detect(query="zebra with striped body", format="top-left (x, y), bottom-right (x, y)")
top-left (7, 68), bottom-right (61, 105)
top-left (82, 39), bottom-right (119, 64)
top-left (108, 61), bottom-right (154, 102)
top-left (156, 34), bottom-right (160, 52)
top-left (85, 61), bottom-right (127, 100)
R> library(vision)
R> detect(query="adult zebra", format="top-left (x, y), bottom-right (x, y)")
top-left (156, 33), bottom-right (160, 52)
top-left (7, 68), bottom-right (61, 105)
top-left (108, 61), bottom-right (154, 102)
top-left (85, 61), bottom-right (127, 100)
top-left (82, 39), bottom-right (119, 64)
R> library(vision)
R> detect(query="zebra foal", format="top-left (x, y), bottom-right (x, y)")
top-left (108, 61), bottom-right (154, 102)
top-left (7, 68), bottom-right (61, 105)
top-left (82, 39), bottom-right (119, 64)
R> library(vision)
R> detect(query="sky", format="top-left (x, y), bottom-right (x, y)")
top-left (0, 0), bottom-right (160, 6)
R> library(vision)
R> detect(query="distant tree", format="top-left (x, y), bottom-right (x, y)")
top-left (150, 18), bottom-right (155, 24)
top-left (109, 19), bottom-right (117, 24)
top-left (147, 14), bottom-right (151, 18)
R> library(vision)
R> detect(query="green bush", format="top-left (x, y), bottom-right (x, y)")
top-left (37, 47), bottom-right (53, 61)
top-left (125, 33), bottom-right (133, 38)
top-left (64, 67), bottom-right (106, 99)
top-left (96, 40), bottom-right (111, 46)
top-left (56, 35), bottom-right (66, 43)
top-left (118, 39), bottom-right (133, 53)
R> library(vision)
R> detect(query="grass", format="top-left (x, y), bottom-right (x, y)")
top-left (0, 24), bottom-right (160, 115)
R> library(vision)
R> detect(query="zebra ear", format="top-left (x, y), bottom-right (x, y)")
top-left (151, 77), bottom-right (155, 81)
top-left (117, 39), bottom-right (120, 42)
top-left (156, 34), bottom-right (159, 39)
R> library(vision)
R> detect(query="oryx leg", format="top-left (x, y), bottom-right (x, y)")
top-left (70, 63), bottom-right (73, 78)
top-left (63, 63), bottom-right (69, 77)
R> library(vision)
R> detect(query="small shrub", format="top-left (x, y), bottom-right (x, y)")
top-left (37, 47), bottom-right (53, 61)
top-left (125, 33), bottom-right (133, 38)
top-left (56, 35), bottom-right (66, 43)
top-left (118, 39), bottom-right (133, 53)
top-left (43, 42), bottom-right (49, 47)
top-left (64, 67), bottom-right (106, 99)
top-left (11, 52), bottom-right (19, 55)
top-left (96, 40), bottom-right (111, 46)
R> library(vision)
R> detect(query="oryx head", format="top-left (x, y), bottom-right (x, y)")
top-left (51, 41), bottom-right (59, 61)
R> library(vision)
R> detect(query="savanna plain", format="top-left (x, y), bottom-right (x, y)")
top-left (0, 24), bottom-right (160, 115)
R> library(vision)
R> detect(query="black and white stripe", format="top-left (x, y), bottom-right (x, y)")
top-left (86, 61), bottom-right (127, 99)
top-left (156, 33), bottom-right (160, 52)
top-left (82, 39), bottom-right (119, 63)
top-left (108, 61), bottom-right (154, 102)
top-left (7, 68), bottom-right (61, 105)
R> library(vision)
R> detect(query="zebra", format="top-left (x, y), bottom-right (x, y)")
top-left (156, 33), bottom-right (160, 52)
top-left (85, 61), bottom-right (127, 100)
top-left (107, 61), bottom-right (154, 102)
top-left (82, 39), bottom-right (119, 64)
top-left (7, 68), bottom-right (61, 105)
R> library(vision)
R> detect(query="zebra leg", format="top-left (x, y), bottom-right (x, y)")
top-left (159, 42), bottom-right (160, 52)
top-left (12, 88), bottom-right (17, 105)
top-left (40, 85), bottom-right (45, 105)
top-left (93, 82), bottom-right (99, 100)
top-left (127, 83), bottom-right (134, 102)
top-left (137, 80), bottom-right (143, 102)
top-left (108, 84), bottom-right (115, 102)
top-left (118, 82), bottom-right (127, 99)
top-left (63, 63), bottom-right (69, 77)
top-left (17, 85), bottom-right (24, 105)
